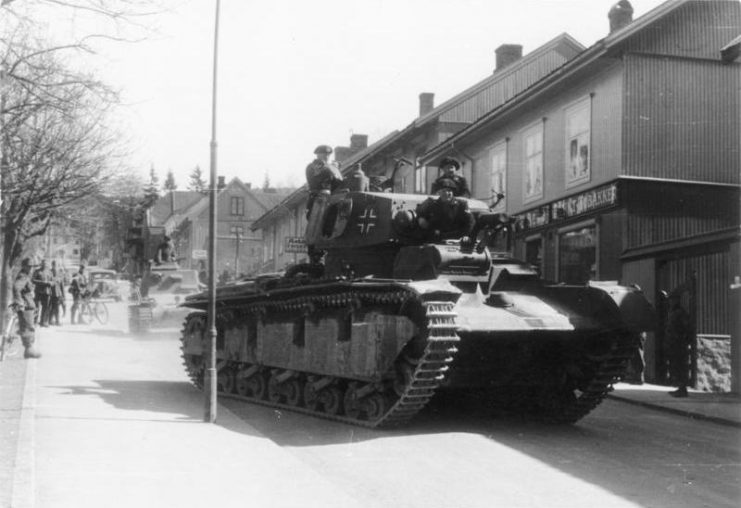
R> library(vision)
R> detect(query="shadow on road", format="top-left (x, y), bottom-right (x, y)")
top-left (46, 379), bottom-right (263, 438)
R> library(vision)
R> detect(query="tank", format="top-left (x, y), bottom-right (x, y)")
top-left (179, 190), bottom-right (655, 427)
top-left (128, 262), bottom-right (203, 333)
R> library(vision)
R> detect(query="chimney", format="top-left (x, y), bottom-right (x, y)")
top-left (608, 0), bottom-right (634, 33)
top-left (419, 93), bottom-right (434, 116)
top-left (495, 44), bottom-right (523, 72)
top-left (217, 176), bottom-right (226, 190)
top-left (350, 134), bottom-right (368, 150)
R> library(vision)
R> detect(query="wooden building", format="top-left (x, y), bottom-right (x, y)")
top-left (420, 0), bottom-right (741, 388)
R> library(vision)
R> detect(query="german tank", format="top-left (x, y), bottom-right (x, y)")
top-left (179, 189), bottom-right (655, 427)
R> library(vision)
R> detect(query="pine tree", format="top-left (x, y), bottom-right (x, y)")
top-left (142, 165), bottom-right (160, 208)
top-left (188, 165), bottom-right (208, 194)
top-left (163, 169), bottom-right (177, 192)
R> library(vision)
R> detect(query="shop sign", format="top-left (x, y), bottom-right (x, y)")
top-left (285, 236), bottom-right (307, 254)
top-left (552, 183), bottom-right (618, 220)
top-left (514, 205), bottom-right (550, 231)
top-left (192, 249), bottom-right (207, 260)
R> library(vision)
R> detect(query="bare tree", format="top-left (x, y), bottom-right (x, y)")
top-left (0, 37), bottom-right (121, 316)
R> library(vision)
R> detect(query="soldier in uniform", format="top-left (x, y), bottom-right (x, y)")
top-left (69, 264), bottom-right (88, 324)
top-left (665, 294), bottom-right (691, 397)
top-left (32, 259), bottom-right (53, 327)
top-left (415, 178), bottom-right (474, 243)
top-left (13, 257), bottom-right (42, 358)
top-left (155, 235), bottom-right (176, 265)
top-left (305, 144), bottom-right (342, 218)
top-left (430, 156), bottom-right (470, 198)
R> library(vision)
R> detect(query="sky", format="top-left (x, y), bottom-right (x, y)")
top-left (20, 0), bottom-right (669, 190)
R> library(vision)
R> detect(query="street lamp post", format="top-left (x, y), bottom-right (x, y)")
top-left (204, 0), bottom-right (221, 423)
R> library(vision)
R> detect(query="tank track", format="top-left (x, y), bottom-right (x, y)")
top-left (180, 288), bottom-right (460, 428)
top-left (531, 333), bottom-right (636, 424)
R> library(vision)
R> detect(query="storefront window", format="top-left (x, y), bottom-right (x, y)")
top-left (525, 237), bottom-right (543, 273)
top-left (558, 225), bottom-right (596, 283)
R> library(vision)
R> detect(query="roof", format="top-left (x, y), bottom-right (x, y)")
top-left (421, 0), bottom-right (693, 163)
top-left (341, 34), bottom-right (584, 170)
top-left (149, 191), bottom-right (204, 227)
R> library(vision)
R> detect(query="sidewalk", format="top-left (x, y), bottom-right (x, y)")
top-left (608, 382), bottom-right (741, 428)
top-left (2, 310), bottom-right (365, 508)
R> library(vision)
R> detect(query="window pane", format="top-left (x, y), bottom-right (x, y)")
top-left (565, 99), bottom-right (591, 186)
top-left (558, 226), bottom-right (596, 284)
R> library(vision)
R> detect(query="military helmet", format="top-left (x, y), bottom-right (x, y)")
top-left (314, 145), bottom-right (333, 155)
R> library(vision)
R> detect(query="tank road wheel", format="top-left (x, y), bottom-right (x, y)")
top-left (180, 314), bottom-right (207, 389)
top-left (343, 384), bottom-right (362, 420)
top-left (244, 372), bottom-right (268, 400)
top-left (268, 373), bottom-right (284, 404)
top-left (284, 378), bottom-right (304, 407)
top-left (321, 386), bottom-right (343, 415)
top-left (218, 367), bottom-right (236, 394)
top-left (364, 392), bottom-right (388, 422)
top-left (304, 381), bottom-right (320, 411)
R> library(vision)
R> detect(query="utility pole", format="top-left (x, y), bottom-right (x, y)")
top-left (205, 0), bottom-right (221, 423)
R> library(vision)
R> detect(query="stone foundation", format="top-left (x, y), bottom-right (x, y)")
top-left (695, 336), bottom-right (731, 392)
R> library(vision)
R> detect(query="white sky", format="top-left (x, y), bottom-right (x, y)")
top-left (26, 0), bottom-right (669, 190)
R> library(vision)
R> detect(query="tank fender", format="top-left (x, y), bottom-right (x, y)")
top-left (405, 279), bottom-right (462, 303)
top-left (587, 281), bottom-right (657, 332)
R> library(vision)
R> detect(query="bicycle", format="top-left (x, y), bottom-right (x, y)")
top-left (77, 292), bottom-right (109, 325)
top-left (1, 306), bottom-right (21, 361)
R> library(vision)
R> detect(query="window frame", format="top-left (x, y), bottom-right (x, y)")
top-left (489, 140), bottom-right (507, 212)
top-left (556, 219), bottom-right (599, 283)
top-left (522, 121), bottom-right (544, 204)
top-left (564, 96), bottom-right (592, 189)
top-left (230, 196), bottom-right (245, 216)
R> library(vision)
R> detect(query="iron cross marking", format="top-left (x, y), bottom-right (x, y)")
top-left (357, 206), bottom-right (377, 235)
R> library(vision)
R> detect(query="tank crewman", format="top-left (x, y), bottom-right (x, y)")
top-left (13, 257), bottom-right (42, 358)
top-left (430, 156), bottom-right (470, 198)
top-left (305, 144), bottom-right (342, 218)
top-left (415, 178), bottom-right (474, 243)
top-left (155, 235), bottom-right (176, 265)
top-left (69, 264), bottom-right (88, 325)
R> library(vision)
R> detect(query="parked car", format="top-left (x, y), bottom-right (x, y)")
top-left (88, 269), bottom-right (124, 301)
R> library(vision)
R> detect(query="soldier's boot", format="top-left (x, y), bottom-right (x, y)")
top-left (21, 334), bottom-right (41, 359)
top-left (24, 345), bottom-right (42, 359)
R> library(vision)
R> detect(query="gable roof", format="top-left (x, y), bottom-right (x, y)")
top-left (149, 191), bottom-right (204, 227)
top-left (421, 0), bottom-right (698, 163)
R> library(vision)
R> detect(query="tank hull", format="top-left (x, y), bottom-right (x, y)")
top-left (179, 275), bottom-right (650, 427)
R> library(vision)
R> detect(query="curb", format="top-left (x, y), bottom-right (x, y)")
top-left (10, 342), bottom-right (37, 508)
top-left (607, 393), bottom-right (741, 429)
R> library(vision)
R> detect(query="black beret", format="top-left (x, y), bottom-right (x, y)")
top-left (439, 156), bottom-right (461, 170)
top-left (314, 145), bottom-right (333, 155)
top-left (435, 178), bottom-right (457, 191)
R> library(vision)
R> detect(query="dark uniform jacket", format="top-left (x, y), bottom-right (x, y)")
top-left (13, 272), bottom-right (36, 310)
top-left (415, 197), bottom-right (475, 240)
top-left (431, 174), bottom-right (471, 198)
top-left (32, 267), bottom-right (53, 296)
top-left (306, 159), bottom-right (342, 194)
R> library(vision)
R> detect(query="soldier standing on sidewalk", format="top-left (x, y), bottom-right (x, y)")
top-left (32, 259), bottom-right (53, 327)
top-left (69, 264), bottom-right (88, 325)
top-left (665, 293), bottom-right (691, 397)
top-left (13, 257), bottom-right (42, 359)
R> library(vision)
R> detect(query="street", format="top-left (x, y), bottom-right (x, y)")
top-left (3, 301), bottom-right (739, 508)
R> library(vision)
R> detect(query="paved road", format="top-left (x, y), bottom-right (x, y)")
top-left (6, 302), bottom-right (740, 508)
top-left (223, 389), bottom-right (741, 508)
